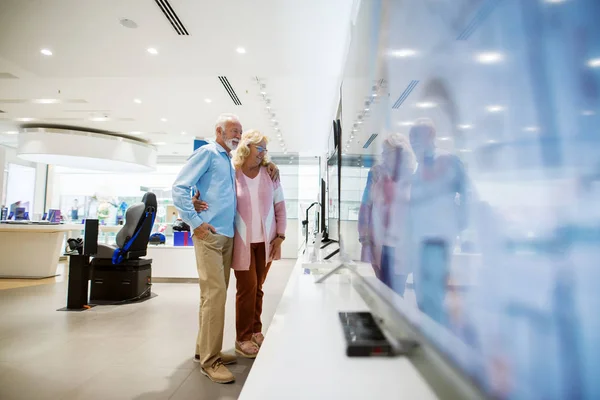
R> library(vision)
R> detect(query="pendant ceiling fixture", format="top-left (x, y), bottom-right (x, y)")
top-left (17, 127), bottom-right (157, 172)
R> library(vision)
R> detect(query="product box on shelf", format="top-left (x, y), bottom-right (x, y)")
top-left (173, 231), bottom-right (193, 246)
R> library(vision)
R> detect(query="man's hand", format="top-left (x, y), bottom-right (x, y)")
top-left (192, 191), bottom-right (209, 212)
top-left (194, 222), bottom-right (216, 239)
top-left (269, 236), bottom-right (284, 259)
top-left (265, 162), bottom-right (280, 182)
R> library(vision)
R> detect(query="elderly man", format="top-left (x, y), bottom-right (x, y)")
top-left (407, 118), bottom-right (473, 325)
top-left (172, 113), bottom-right (278, 383)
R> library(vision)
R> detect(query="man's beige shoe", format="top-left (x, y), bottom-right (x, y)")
top-left (201, 360), bottom-right (235, 384)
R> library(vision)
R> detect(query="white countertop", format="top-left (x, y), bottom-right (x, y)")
top-left (0, 223), bottom-right (121, 233)
top-left (239, 257), bottom-right (439, 400)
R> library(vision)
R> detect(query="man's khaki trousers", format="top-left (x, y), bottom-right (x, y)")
top-left (193, 232), bottom-right (233, 368)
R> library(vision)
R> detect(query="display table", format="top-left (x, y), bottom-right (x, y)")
top-left (146, 245), bottom-right (198, 279)
top-left (238, 257), bottom-right (439, 400)
top-left (0, 223), bottom-right (121, 279)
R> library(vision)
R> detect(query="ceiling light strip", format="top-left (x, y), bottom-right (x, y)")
top-left (392, 80), bottom-right (419, 109)
top-left (218, 76), bottom-right (242, 106)
top-left (154, 0), bottom-right (189, 35)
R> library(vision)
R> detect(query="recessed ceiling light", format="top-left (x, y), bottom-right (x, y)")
top-left (33, 98), bottom-right (60, 104)
top-left (236, 47), bottom-right (246, 54)
top-left (587, 58), bottom-right (600, 68)
top-left (4, 131), bottom-right (18, 135)
top-left (134, 98), bottom-right (142, 104)
top-left (364, 108), bottom-right (370, 112)
top-left (487, 139), bottom-right (498, 144)
top-left (372, 93), bottom-right (378, 98)
top-left (153, 142), bottom-right (166, 146)
top-left (277, 133), bottom-right (282, 137)
top-left (90, 117), bottom-right (108, 122)
top-left (416, 102), bottom-right (436, 109)
top-left (458, 124), bottom-right (473, 130)
top-left (271, 119), bottom-right (277, 123)
top-left (160, 118), bottom-right (167, 122)
top-left (260, 91), bottom-right (267, 95)
top-left (147, 47), bottom-right (159, 55)
top-left (16, 117), bottom-right (34, 122)
top-left (486, 105), bottom-right (504, 113)
top-left (357, 121), bottom-right (363, 124)
top-left (523, 126), bottom-right (540, 132)
top-left (266, 106), bottom-right (271, 110)
top-left (475, 52), bottom-right (504, 64)
top-left (581, 110), bottom-right (596, 116)
top-left (119, 18), bottom-right (138, 29)
top-left (389, 48), bottom-right (417, 58)
top-left (205, 99), bottom-right (212, 103)
top-left (399, 121), bottom-right (414, 126)
top-left (438, 137), bottom-right (451, 141)
top-left (181, 131), bottom-right (187, 135)
top-left (40, 49), bottom-right (53, 56)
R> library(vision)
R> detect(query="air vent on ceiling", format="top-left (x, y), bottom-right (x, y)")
top-left (155, 0), bottom-right (189, 35)
top-left (219, 76), bottom-right (242, 106)
top-left (456, 0), bottom-right (500, 40)
top-left (392, 80), bottom-right (419, 109)
top-left (363, 134), bottom-right (378, 149)
top-left (0, 72), bottom-right (18, 79)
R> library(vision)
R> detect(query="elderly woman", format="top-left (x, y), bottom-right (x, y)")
top-left (194, 130), bottom-right (286, 358)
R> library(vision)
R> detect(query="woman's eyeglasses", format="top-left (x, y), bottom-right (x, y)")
top-left (254, 145), bottom-right (268, 153)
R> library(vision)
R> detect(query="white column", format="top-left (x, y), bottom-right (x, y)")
top-left (33, 163), bottom-right (48, 214)
top-left (0, 146), bottom-right (7, 206)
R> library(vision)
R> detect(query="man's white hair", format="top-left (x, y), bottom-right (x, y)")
top-left (411, 118), bottom-right (436, 135)
top-left (215, 113), bottom-right (241, 136)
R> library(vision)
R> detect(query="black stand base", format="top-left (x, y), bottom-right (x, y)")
top-left (57, 304), bottom-right (97, 312)
top-left (63, 254), bottom-right (91, 311)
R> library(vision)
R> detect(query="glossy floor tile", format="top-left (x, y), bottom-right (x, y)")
top-left (0, 259), bottom-right (296, 400)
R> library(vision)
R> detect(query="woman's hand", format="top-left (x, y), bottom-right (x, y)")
top-left (265, 162), bottom-right (280, 181)
top-left (192, 191), bottom-right (209, 212)
top-left (269, 235), bottom-right (285, 259)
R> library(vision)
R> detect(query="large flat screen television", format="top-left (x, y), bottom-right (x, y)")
top-left (338, 0), bottom-right (600, 399)
top-left (327, 119), bottom-right (342, 242)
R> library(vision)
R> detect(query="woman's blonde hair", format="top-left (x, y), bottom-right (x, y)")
top-left (382, 132), bottom-right (417, 173)
top-left (232, 129), bottom-right (270, 168)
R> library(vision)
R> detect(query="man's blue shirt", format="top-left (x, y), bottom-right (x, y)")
top-left (172, 140), bottom-right (236, 237)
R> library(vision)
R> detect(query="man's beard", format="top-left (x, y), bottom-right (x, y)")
top-left (225, 139), bottom-right (238, 150)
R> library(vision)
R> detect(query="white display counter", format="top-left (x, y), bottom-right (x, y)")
top-left (238, 256), bottom-right (439, 400)
top-left (146, 245), bottom-right (198, 279)
top-left (0, 223), bottom-right (120, 279)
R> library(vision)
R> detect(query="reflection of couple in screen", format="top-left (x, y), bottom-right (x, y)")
top-left (358, 132), bottom-right (414, 294)
top-left (359, 118), bottom-right (471, 327)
